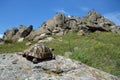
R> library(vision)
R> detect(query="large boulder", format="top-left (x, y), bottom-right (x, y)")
top-left (26, 28), bottom-right (47, 41)
top-left (3, 25), bottom-right (33, 41)
top-left (3, 27), bottom-right (18, 40)
top-left (12, 25), bottom-right (27, 40)
top-left (27, 13), bottom-right (82, 41)
top-left (27, 13), bottom-right (67, 41)
top-left (20, 25), bottom-right (33, 38)
top-left (111, 26), bottom-right (120, 34)
top-left (80, 10), bottom-right (116, 32)
top-left (0, 53), bottom-right (119, 80)
top-left (14, 25), bottom-right (33, 39)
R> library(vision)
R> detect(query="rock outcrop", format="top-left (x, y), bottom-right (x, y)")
top-left (3, 25), bottom-right (33, 41)
top-left (80, 10), bottom-right (116, 32)
top-left (0, 53), bottom-right (119, 80)
top-left (3, 10), bottom-right (120, 41)
top-left (27, 10), bottom-right (120, 41)
top-left (27, 13), bottom-right (67, 41)
top-left (3, 27), bottom-right (19, 40)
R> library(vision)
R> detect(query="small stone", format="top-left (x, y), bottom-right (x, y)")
top-left (12, 59), bottom-right (19, 64)
top-left (38, 37), bottom-right (54, 43)
top-left (46, 37), bottom-right (54, 42)
top-left (77, 30), bottom-right (85, 36)
top-left (26, 42), bottom-right (32, 46)
top-left (64, 52), bottom-right (72, 58)
top-left (2, 55), bottom-right (6, 59)
top-left (53, 29), bottom-right (60, 33)
top-left (40, 33), bottom-right (46, 37)
top-left (56, 31), bottom-right (64, 36)
top-left (18, 38), bottom-right (24, 42)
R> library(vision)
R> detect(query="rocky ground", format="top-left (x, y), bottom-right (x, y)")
top-left (0, 53), bottom-right (119, 80)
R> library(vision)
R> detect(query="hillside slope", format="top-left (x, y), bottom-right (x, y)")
top-left (0, 30), bottom-right (120, 78)
top-left (45, 32), bottom-right (120, 77)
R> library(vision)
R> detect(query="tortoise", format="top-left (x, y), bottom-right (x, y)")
top-left (22, 43), bottom-right (55, 63)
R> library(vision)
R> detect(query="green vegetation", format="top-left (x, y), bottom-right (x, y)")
top-left (0, 32), bottom-right (120, 77)
top-left (0, 40), bottom-right (36, 53)
top-left (46, 32), bottom-right (120, 77)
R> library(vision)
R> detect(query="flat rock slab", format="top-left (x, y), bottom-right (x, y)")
top-left (0, 53), bottom-right (119, 80)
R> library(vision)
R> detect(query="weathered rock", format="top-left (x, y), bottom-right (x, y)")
top-left (3, 10), bottom-right (120, 42)
top-left (17, 38), bottom-right (24, 42)
top-left (27, 28), bottom-right (49, 41)
top-left (12, 59), bottom-right (19, 64)
top-left (77, 30), bottom-right (85, 36)
top-left (14, 25), bottom-right (33, 39)
top-left (26, 42), bottom-right (32, 46)
top-left (3, 25), bottom-right (33, 41)
top-left (27, 13), bottom-right (66, 41)
top-left (3, 27), bottom-right (18, 40)
top-left (0, 53), bottom-right (119, 80)
top-left (87, 25), bottom-right (108, 32)
top-left (80, 10), bottom-right (116, 32)
top-left (38, 37), bottom-right (54, 43)
top-left (56, 31), bottom-right (64, 36)
top-left (33, 33), bottom-right (47, 41)
top-left (111, 26), bottom-right (120, 34)
top-left (27, 13), bottom-right (81, 41)
top-left (30, 10), bottom-right (118, 41)
top-left (46, 37), bottom-right (54, 41)
top-left (20, 25), bottom-right (33, 38)
top-left (12, 25), bottom-right (27, 40)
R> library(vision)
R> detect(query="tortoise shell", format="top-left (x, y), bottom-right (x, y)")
top-left (23, 43), bottom-right (54, 62)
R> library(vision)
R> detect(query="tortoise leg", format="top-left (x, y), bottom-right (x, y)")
top-left (52, 54), bottom-right (55, 59)
top-left (32, 58), bottom-right (38, 63)
top-left (22, 54), bottom-right (26, 57)
top-left (22, 53), bottom-right (26, 57)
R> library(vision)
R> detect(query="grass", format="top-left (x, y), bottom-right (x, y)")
top-left (0, 39), bottom-right (36, 53)
top-left (0, 32), bottom-right (120, 77)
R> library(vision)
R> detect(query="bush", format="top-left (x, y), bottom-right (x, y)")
top-left (4, 40), bottom-right (13, 44)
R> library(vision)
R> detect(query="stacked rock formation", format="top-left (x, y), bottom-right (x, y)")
top-left (27, 10), bottom-right (120, 41)
top-left (3, 10), bottom-right (120, 41)
top-left (3, 25), bottom-right (33, 41)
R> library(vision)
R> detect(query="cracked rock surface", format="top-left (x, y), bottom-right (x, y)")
top-left (0, 53), bottom-right (119, 80)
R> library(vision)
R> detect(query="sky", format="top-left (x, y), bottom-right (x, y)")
top-left (0, 0), bottom-right (120, 38)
